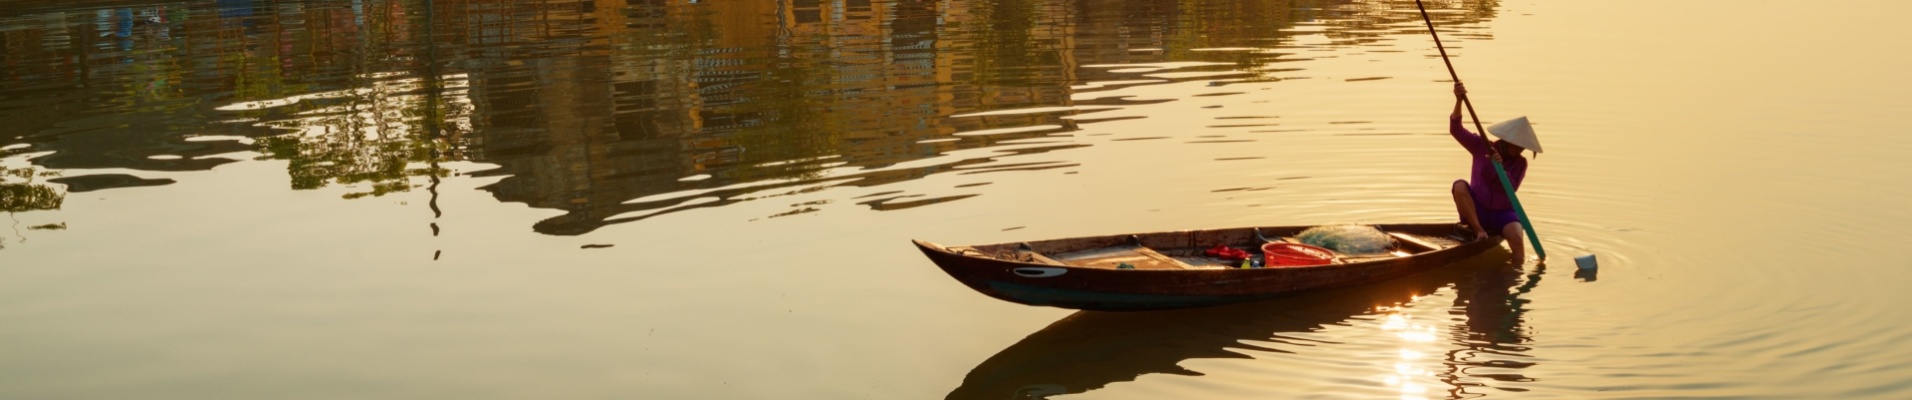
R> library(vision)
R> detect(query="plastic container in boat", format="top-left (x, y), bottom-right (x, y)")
top-left (1261, 243), bottom-right (1335, 267)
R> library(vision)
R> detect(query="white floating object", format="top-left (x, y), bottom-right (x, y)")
top-left (1575, 254), bottom-right (1598, 270)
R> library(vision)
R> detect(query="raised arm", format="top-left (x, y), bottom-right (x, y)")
top-left (1449, 83), bottom-right (1490, 156)
top-left (1451, 83), bottom-right (1465, 122)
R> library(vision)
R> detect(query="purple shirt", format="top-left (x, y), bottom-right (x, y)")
top-left (1452, 115), bottom-right (1527, 211)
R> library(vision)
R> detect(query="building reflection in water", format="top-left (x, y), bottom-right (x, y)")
top-left (0, 0), bottom-right (1500, 234)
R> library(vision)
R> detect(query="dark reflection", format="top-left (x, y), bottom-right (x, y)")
top-left (45, 174), bottom-right (176, 192)
top-left (1439, 261), bottom-right (1544, 397)
top-left (0, 0), bottom-right (1498, 234)
top-left (947, 251), bottom-right (1525, 400)
top-left (0, 166), bottom-right (63, 213)
top-left (0, 164), bottom-right (64, 250)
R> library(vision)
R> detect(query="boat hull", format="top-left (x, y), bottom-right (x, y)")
top-left (913, 223), bottom-right (1499, 311)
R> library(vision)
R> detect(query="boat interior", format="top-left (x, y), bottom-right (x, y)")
top-left (945, 225), bottom-right (1473, 271)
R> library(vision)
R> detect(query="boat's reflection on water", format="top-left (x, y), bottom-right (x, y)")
top-left (947, 251), bottom-right (1528, 400)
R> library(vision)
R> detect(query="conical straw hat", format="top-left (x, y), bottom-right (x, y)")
top-left (1487, 116), bottom-right (1542, 153)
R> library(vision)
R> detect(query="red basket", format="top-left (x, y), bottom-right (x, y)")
top-left (1261, 243), bottom-right (1336, 267)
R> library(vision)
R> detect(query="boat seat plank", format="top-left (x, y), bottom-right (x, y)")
top-left (1054, 246), bottom-right (1198, 270)
top-left (1017, 250), bottom-right (1067, 266)
top-left (1168, 255), bottom-right (1235, 269)
top-left (1387, 232), bottom-right (1448, 253)
top-left (1132, 246), bottom-right (1198, 269)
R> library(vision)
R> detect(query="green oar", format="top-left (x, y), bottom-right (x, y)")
top-left (1413, 0), bottom-right (1547, 261)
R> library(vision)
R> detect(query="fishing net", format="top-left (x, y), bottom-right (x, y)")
top-left (1296, 225), bottom-right (1393, 255)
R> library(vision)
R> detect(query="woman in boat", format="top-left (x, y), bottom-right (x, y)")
top-left (1448, 82), bottom-right (1541, 264)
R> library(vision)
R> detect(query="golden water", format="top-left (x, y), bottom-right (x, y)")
top-left (3, 0), bottom-right (1910, 398)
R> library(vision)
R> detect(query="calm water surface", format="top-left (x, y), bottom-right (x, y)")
top-left (3, 0), bottom-right (1911, 398)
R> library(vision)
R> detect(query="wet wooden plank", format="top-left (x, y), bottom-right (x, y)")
top-left (1055, 246), bottom-right (1194, 270)
top-left (1017, 250), bottom-right (1067, 266)
top-left (1388, 232), bottom-right (1444, 253)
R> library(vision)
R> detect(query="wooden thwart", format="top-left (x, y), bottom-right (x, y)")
top-left (1016, 250), bottom-right (1067, 266)
top-left (1055, 245), bottom-right (1196, 270)
top-left (1387, 232), bottom-right (1444, 253)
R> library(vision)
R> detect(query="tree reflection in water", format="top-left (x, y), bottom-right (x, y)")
top-left (0, 0), bottom-right (1501, 235)
top-left (0, 163), bottom-right (64, 250)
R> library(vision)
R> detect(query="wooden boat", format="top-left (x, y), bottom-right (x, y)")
top-left (911, 223), bottom-right (1498, 311)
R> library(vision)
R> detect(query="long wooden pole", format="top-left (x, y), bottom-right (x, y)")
top-left (1414, 0), bottom-right (1547, 261)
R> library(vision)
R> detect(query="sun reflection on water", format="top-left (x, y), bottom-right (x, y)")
top-left (1377, 306), bottom-right (1443, 400)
